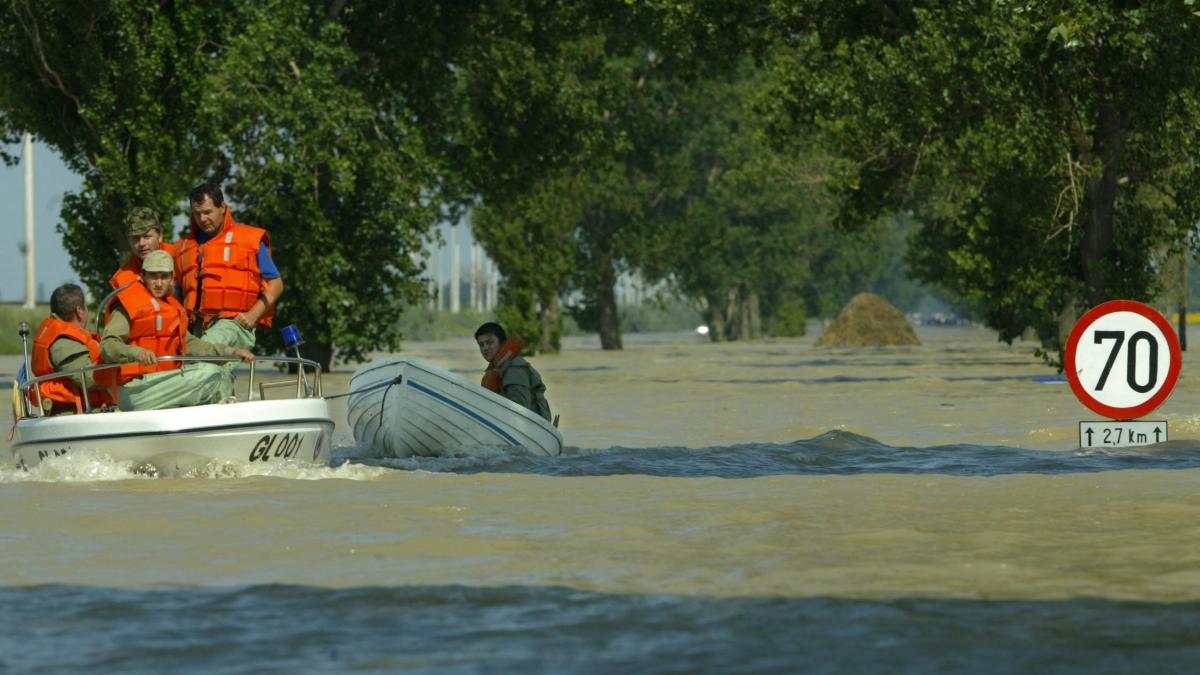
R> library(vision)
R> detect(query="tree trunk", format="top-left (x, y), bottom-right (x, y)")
top-left (747, 290), bottom-right (761, 339)
top-left (1054, 295), bottom-right (1078, 355)
top-left (724, 288), bottom-right (740, 340)
top-left (736, 288), bottom-right (750, 341)
top-left (596, 275), bottom-right (623, 350)
top-left (1080, 100), bottom-right (1125, 306)
top-left (705, 293), bottom-right (727, 342)
top-left (538, 293), bottom-right (561, 354)
top-left (1180, 251), bottom-right (1188, 352)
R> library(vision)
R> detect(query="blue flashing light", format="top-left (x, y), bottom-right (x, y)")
top-left (281, 324), bottom-right (304, 349)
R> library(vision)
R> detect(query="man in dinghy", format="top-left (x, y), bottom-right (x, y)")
top-left (28, 284), bottom-right (115, 415)
top-left (99, 250), bottom-right (255, 411)
top-left (109, 206), bottom-right (178, 290)
top-left (475, 322), bottom-right (552, 421)
top-left (175, 182), bottom-right (283, 350)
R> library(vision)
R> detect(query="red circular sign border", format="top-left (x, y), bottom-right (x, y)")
top-left (1064, 300), bottom-right (1182, 420)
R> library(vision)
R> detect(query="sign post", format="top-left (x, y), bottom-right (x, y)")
top-left (1065, 300), bottom-right (1180, 448)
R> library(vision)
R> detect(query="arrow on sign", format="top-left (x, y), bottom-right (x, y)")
top-left (1154, 427), bottom-right (1162, 442)
top-left (1085, 428), bottom-right (1094, 445)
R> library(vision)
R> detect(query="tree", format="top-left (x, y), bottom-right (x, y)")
top-left (205, 0), bottom-right (438, 367)
top-left (472, 173), bottom-right (579, 354)
top-left (640, 61), bottom-right (840, 341)
top-left (764, 1), bottom-right (1200, 362)
top-left (0, 1), bottom-right (233, 289)
top-left (0, 0), bottom-right (441, 367)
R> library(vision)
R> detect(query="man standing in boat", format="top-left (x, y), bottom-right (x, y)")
top-left (175, 182), bottom-right (283, 349)
top-left (99, 251), bottom-right (255, 411)
top-left (475, 322), bottom-right (552, 421)
top-left (109, 207), bottom-right (178, 290)
top-left (28, 284), bottom-right (115, 415)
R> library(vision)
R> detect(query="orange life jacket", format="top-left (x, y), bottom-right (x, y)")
top-left (30, 316), bottom-right (114, 412)
top-left (481, 336), bottom-right (526, 393)
top-left (97, 282), bottom-right (189, 386)
top-left (109, 241), bottom-right (180, 290)
top-left (175, 206), bottom-right (274, 329)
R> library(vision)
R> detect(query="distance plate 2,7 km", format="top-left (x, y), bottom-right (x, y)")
top-left (1065, 300), bottom-right (1181, 421)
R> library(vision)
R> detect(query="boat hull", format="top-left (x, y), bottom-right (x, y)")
top-left (348, 357), bottom-right (563, 458)
top-left (10, 398), bottom-right (334, 474)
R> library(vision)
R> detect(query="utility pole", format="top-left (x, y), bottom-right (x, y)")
top-left (449, 223), bottom-right (460, 313)
top-left (430, 243), bottom-right (441, 311)
top-left (23, 132), bottom-right (36, 309)
top-left (488, 258), bottom-right (499, 312)
top-left (470, 242), bottom-right (480, 311)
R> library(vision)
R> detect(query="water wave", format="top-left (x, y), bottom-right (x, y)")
top-left (3, 584), bottom-right (1199, 674)
top-left (346, 430), bottom-right (1200, 478)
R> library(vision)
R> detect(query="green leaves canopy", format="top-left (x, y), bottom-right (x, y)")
top-left (765, 0), bottom-right (1200, 357)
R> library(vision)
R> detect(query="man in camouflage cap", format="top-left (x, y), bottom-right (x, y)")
top-left (108, 206), bottom-right (179, 290)
top-left (100, 250), bottom-right (254, 411)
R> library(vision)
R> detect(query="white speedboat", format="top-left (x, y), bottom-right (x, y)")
top-left (348, 356), bottom-right (563, 458)
top-left (11, 355), bottom-right (333, 475)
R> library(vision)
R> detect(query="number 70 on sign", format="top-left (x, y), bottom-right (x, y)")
top-left (1065, 300), bottom-right (1181, 421)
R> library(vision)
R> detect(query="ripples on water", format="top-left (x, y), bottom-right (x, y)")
top-left (7, 430), bottom-right (1200, 672)
top-left (7, 430), bottom-right (1200, 482)
top-left (5, 584), bottom-right (1200, 675)
top-left (347, 430), bottom-right (1200, 478)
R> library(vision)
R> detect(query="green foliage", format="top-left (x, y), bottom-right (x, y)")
top-left (0, 1), bottom-right (439, 366)
top-left (205, 0), bottom-right (437, 364)
top-left (618, 298), bottom-right (703, 334)
top-left (0, 1), bottom-right (231, 289)
top-left (768, 299), bottom-right (807, 338)
top-left (396, 307), bottom-right (492, 343)
top-left (764, 1), bottom-right (1200, 362)
top-left (640, 60), bottom-right (836, 340)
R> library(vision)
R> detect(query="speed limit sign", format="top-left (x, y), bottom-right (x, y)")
top-left (1065, 300), bottom-right (1181, 420)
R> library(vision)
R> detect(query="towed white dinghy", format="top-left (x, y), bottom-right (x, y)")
top-left (11, 354), bottom-right (333, 475)
top-left (348, 356), bottom-right (562, 458)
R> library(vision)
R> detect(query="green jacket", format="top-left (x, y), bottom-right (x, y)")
top-left (499, 355), bottom-right (552, 422)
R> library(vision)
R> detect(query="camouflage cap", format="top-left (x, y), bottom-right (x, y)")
top-left (125, 207), bottom-right (162, 236)
top-left (142, 250), bottom-right (174, 274)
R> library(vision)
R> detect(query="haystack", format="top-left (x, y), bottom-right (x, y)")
top-left (815, 292), bottom-right (920, 347)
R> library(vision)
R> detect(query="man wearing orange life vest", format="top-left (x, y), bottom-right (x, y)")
top-left (29, 284), bottom-right (115, 415)
top-left (475, 322), bottom-right (552, 421)
top-left (99, 251), bottom-right (255, 411)
top-left (108, 207), bottom-right (179, 290)
top-left (175, 182), bottom-right (283, 351)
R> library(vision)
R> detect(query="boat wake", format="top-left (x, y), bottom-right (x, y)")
top-left (340, 430), bottom-right (1200, 478)
top-left (1, 445), bottom-right (388, 482)
top-left (336, 442), bottom-right (547, 473)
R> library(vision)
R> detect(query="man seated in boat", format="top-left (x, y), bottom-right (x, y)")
top-left (109, 206), bottom-right (178, 290)
top-left (176, 182), bottom-right (283, 350)
top-left (28, 284), bottom-right (116, 415)
top-left (474, 322), bottom-right (552, 421)
top-left (99, 250), bottom-right (255, 411)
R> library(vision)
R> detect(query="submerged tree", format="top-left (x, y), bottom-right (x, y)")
top-left (0, 0), bottom-right (440, 366)
top-left (207, 0), bottom-right (437, 366)
top-left (765, 1), bottom-right (1200, 363)
top-left (0, 1), bottom-right (233, 289)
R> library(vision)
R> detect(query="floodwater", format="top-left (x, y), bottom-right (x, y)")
top-left (5, 324), bottom-right (1200, 673)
